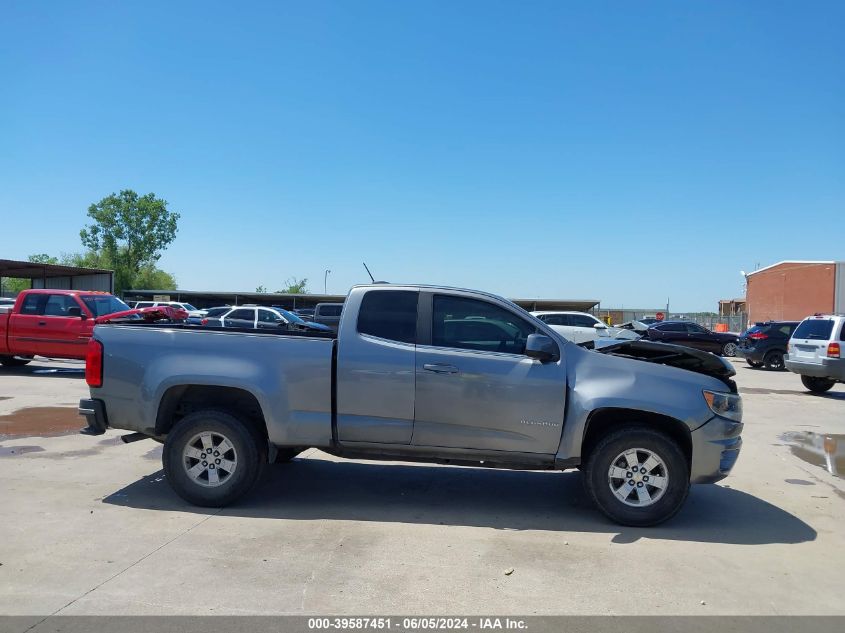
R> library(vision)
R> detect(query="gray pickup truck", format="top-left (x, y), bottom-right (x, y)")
top-left (80, 284), bottom-right (743, 526)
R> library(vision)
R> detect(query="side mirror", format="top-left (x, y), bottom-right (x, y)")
top-left (593, 322), bottom-right (607, 329)
top-left (525, 333), bottom-right (559, 362)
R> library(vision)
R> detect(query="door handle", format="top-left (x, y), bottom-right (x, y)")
top-left (38, 321), bottom-right (47, 326)
top-left (423, 363), bottom-right (459, 374)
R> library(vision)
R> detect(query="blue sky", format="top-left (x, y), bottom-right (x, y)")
top-left (2, 1), bottom-right (843, 310)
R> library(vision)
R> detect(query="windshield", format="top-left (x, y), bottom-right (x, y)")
top-left (181, 303), bottom-right (198, 311)
top-left (274, 308), bottom-right (306, 324)
top-left (793, 319), bottom-right (834, 340)
top-left (81, 295), bottom-right (130, 317)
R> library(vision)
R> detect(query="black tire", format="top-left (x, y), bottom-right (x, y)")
top-left (801, 375), bottom-right (836, 394)
top-left (1, 356), bottom-right (32, 367)
top-left (273, 447), bottom-right (303, 464)
top-left (763, 350), bottom-right (785, 371)
top-left (746, 359), bottom-right (764, 368)
top-left (163, 409), bottom-right (267, 507)
top-left (583, 426), bottom-right (690, 527)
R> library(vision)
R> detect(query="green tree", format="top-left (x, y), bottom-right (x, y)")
top-left (80, 190), bottom-right (180, 293)
top-left (255, 285), bottom-right (268, 293)
top-left (133, 264), bottom-right (177, 290)
top-left (28, 253), bottom-right (59, 265)
top-left (276, 277), bottom-right (308, 294)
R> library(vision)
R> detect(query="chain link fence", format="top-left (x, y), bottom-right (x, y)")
top-left (594, 309), bottom-right (748, 334)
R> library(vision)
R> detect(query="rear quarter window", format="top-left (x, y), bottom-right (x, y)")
top-left (793, 319), bottom-right (834, 341)
top-left (357, 291), bottom-right (417, 344)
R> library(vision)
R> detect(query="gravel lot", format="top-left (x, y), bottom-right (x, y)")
top-left (1, 356), bottom-right (844, 615)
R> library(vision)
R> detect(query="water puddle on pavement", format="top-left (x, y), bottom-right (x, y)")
top-left (782, 431), bottom-right (845, 479)
top-left (0, 445), bottom-right (45, 456)
top-left (0, 407), bottom-right (84, 438)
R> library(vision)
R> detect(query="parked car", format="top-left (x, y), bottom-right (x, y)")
top-left (644, 321), bottom-right (738, 357)
top-left (271, 307), bottom-right (333, 332)
top-left (0, 297), bottom-right (16, 308)
top-left (80, 283), bottom-right (743, 527)
top-left (186, 306), bottom-right (230, 325)
top-left (785, 314), bottom-right (845, 393)
top-left (313, 302), bottom-right (344, 332)
top-left (531, 311), bottom-right (612, 345)
top-left (134, 301), bottom-right (206, 318)
top-left (736, 321), bottom-right (799, 370)
top-left (1, 289), bottom-right (131, 364)
top-left (201, 305), bottom-right (329, 332)
top-left (293, 308), bottom-right (316, 320)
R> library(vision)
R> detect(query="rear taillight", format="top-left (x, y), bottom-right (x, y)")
top-left (201, 318), bottom-right (208, 325)
top-left (828, 342), bottom-right (841, 358)
top-left (86, 338), bottom-right (103, 387)
top-left (748, 332), bottom-right (768, 340)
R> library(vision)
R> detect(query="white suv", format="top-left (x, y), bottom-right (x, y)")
top-left (785, 314), bottom-right (845, 393)
top-left (531, 311), bottom-right (612, 345)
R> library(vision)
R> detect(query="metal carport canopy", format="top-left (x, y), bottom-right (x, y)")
top-left (0, 258), bottom-right (115, 293)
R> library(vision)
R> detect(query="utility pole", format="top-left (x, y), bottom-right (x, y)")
top-left (324, 269), bottom-right (331, 294)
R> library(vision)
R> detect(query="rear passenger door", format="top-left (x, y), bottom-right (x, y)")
top-left (413, 292), bottom-right (566, 454)
top-left (336, 290), bottom-right (419, 444)
top-left (39, 294), bottom-right (88, 357)
top-left (222, 308), bottom-right (256, 328)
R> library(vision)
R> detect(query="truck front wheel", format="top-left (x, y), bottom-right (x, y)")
top-left (163, 409), bottom-right (266, 507)
top-left (583, 426), bottom-right (689, 527)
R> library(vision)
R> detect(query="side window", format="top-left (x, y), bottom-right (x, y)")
top-left (778, 325), bottom-right (792, 337)
top-left (432, 295), bottom-right (536, 355)
top-left (840, 321), bottom-right (845, 342)
top-left (227, 309), bottom-right (255, 322)
top-left (43, 294), bottom-right (76, 316)
top-left (685, 323), bottom-right (705, 333)
top-left (542, 314), bottom-right (569, 326)
top-left (357, 291), bottom-right (418, 344)
top-left (661, 323), bottom-right (685, 332)
top-left (20, 294), bottom-right (45, 315)
top-left (320, 304), bottom-right (343, 317)
top-left (258, 309), bottom-right (281, 323)
top-left (570, 314), bottom-right (599, 328)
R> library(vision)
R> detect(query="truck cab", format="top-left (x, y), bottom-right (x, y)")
top-left (1, 290), bottom-right (129, 364)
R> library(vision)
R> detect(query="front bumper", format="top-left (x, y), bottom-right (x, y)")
top-left (79, 398), bottom-right (109, 435)
top-left (785, 356), bottom-right (845, 381)
top-left (690, 415), bottom-right (743, 484)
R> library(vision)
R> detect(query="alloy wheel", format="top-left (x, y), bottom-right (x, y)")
top-left (607, 448), bottom-right (669, 507)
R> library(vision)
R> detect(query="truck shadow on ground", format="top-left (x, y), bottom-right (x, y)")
top-left (103, 456), bottom-right (817, 546)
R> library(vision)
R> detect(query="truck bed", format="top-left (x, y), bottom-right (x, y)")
top-left (92, 323), bottom-right (336, 447)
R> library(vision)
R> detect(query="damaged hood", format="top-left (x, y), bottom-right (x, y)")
top-left (594, 339), bottom-right (736, 383)
top-left (95, 305), bottom-right (187, 324)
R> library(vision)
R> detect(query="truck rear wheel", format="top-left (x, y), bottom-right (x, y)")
top-left (583, 426), bottom-right (689, 527)
top-left (163, 409), bottom-right (266, 507)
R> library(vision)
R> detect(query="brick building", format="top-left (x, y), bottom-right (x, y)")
top-left (745, 261), bottom-right (845, 326)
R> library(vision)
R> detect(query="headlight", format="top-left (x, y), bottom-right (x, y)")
top-left (703, 390), bottom-right (743, 422)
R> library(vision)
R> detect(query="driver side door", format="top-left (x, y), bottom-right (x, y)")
top-left (413, 292), bottom-right (566, 454)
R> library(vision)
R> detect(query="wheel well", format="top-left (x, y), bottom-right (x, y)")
top-left (581, 408), bottom-right (692, 467)
top-left (155, 385), bottom-right (268, 439)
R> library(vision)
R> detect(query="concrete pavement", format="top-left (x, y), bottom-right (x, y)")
top-left (1, 357), bottom-right (844, 615)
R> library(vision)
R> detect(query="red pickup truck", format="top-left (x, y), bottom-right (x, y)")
top-left (0, 289), bottom-right (136, 365)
